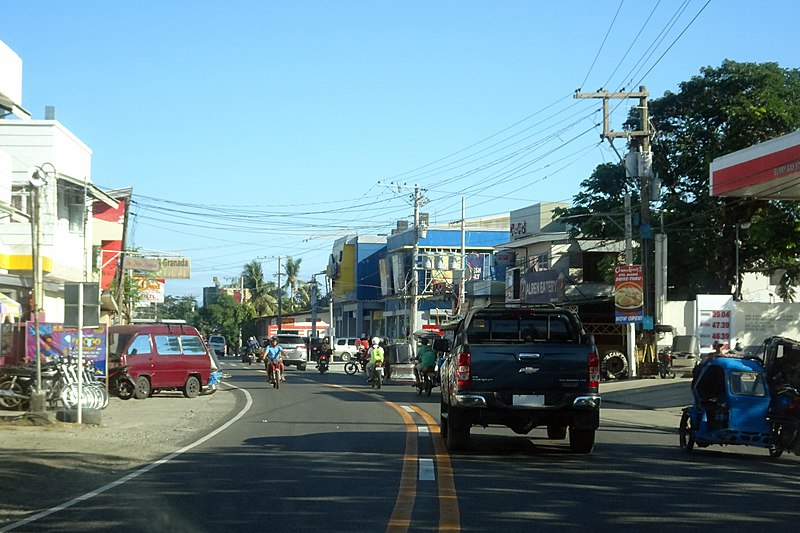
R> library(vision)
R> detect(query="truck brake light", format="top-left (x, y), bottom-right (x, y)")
top-left (588, 351), bottom-right (600, 389)
top-left (457, 352), bottom-right (471, 387)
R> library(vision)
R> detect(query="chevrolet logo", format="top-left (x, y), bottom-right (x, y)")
top-left (519, 367), bottom-right (540, 374)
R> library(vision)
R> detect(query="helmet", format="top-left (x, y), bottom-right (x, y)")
top-left (371, 337), bottom-right (381, 345)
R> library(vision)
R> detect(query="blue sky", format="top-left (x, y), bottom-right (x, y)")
top-left (2, 1), bottom-right (797, 298)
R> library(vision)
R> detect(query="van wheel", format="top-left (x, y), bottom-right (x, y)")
top-left (133, 376), bottom-right (151, 400)
top-left (183, 376), bottom-right (201, 398)
top-left (341, 352), bottom-right (351, 362)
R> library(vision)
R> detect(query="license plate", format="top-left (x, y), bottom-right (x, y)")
top-left (513, 394), bottom-right (544, 407)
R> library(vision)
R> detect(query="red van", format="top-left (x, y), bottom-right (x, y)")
top-left (108, 323), bottom-right (212, 400)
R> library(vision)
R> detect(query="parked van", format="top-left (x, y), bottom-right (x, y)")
top-left (108, 323), bottom-right (213, 400)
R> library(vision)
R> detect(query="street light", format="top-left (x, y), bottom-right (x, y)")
top-left (735, 221), bottom-right (751, 301)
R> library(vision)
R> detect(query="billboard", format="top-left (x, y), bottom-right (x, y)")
top-left (614, 265), bottom-right (643, 324)
top-left (135, 277), bottom-right (165, 305)
top-left (25, 322), bottom-right (108, 377)
top-left (123, 256), bottom-right (191, 279)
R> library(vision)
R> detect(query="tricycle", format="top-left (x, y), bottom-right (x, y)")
top-left (680, 336), bottom-right (800, 459)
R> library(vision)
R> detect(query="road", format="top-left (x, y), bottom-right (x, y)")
top-left (3, 362), bottom-right (799, 532)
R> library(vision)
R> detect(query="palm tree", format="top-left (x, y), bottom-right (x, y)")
top-left (282, 256), bottom-right (303, 299)
top-left (242, 260), bottom-right (278, 316)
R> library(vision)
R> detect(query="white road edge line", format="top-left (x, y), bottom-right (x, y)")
top-left (418, 458), bottom-right (436, 481)
top-left (0, 383), bottom-right (254, 533)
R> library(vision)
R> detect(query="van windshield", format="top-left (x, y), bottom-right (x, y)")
top-left (108, 333), bottom-right (134, 359)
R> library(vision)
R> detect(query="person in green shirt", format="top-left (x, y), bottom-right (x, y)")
top-left (414, 337), bottom-right (437, 388)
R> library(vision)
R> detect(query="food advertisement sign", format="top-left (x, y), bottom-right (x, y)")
top-left (614, 265), bottom-right (643, 324)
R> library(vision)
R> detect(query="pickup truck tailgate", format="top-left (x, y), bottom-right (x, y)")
top-left (468, 343), bottom-right (592, 392)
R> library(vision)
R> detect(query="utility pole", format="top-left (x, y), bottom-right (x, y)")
top-left (276, 256), bottom-right (282, 335)
top-left (411, 184), bottom-right (420, 357)
top-left (459, 197), bottom-right (466, 315)
top-left (575, 87), bottom-right (652, 375)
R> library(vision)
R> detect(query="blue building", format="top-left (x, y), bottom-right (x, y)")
top-left (328, 216), bottom-right (509, 342)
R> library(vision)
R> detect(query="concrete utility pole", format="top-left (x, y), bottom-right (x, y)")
top-left (411, 184), bottom-right (420, 357)
top-left (276, 256), bottom-right (282, 334)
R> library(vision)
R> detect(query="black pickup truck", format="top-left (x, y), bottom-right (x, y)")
top-left (435, 303), bottom-right (601, 453)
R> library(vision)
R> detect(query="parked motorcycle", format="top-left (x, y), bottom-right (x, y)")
top-left (108, 365), bottom-right (135, 400)
top-left (766, 387), bottom-right (800, 458)
top-left (317, 352), bottom-right (330, 374)
top-left (658, 347), bottom-right (676, 379)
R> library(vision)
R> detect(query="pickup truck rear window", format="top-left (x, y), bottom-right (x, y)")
top-left (467, 312), bottom-right (577, 344)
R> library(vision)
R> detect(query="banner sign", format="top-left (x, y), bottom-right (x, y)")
top-left (614, 265), bottom-right (644, 323)
top-left (25, 322), bottom-right (108, 377)
top-left (523, 269), bottom-right (565, 304)
top-left (123, 256), bottom-right (191, 279)
top-left (135, 277), bottom-right (165, 305)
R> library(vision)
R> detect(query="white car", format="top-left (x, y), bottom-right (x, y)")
top-left (207, 335), bottom-right (227, 357)
top-left (333, 337), bottom-right (362, 362)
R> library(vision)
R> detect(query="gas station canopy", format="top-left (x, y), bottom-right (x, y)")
top-left (710, 129), bottom-right (800, 199)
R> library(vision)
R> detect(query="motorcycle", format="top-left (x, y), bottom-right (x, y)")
top-left (766, 387), bottom-right (800, 457)
top-left (414, 366), bottom-right (434, 396)
top-left (269, 358), bottom-right (282, 389)
top-left (0, 366), bottom-right (35, 410)
top-left (108, 365), bottom-right (135, 400)
top-left (657, 347), bottom-right (676, 379)
top-left (369, 361), bottom-right (383, 389)
top-left (317, 352), bottom-right (330, 374)
top-left (344, 347), bottom-right (368, 375)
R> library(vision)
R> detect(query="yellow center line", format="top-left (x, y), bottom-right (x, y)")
top-left (323, 384), bottom-right (417, 533)
top-left (409, 405), bottom-right (461, 532)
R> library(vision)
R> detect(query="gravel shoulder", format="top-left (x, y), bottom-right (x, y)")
top-left (0, 386), bottom-right (241, 527)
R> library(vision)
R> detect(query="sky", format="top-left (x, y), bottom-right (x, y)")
top-left (2, 0), bottom-right (798, 299)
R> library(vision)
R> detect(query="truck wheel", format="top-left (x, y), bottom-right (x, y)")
top-left (445, 407), bottom-right (470, 451)
top-left (440, 401), bottom-right (449, 439)
top-left (547, 424), bottom-right (567, 440)
top-left (569, 428), bottom-right (595, 453)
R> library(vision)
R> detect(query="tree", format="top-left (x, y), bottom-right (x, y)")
top-left (160, 295), bottom-right (199, 323)
top-left (558, 60), bottom-right (800, 301)
top-left (282, 256), bottom-right (303, 299)
top-left (242, 260), bottom-right (278, 316)
top-left (197, 292), bottom-right (249, 347)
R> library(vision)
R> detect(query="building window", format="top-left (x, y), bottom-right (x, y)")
top-left (58, 185), bottom-right (84, 233)
top-left (10, 186), bottom-right (30, 222)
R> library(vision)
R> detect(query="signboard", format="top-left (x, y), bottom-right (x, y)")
top-left (523, 269), bottom-right (565, 304)
top-left (25, 323), bottom-right (108, 377)
top-left (123, 256), bottom-right (191, 279)
top-left (135, 277), bottom-right (165, 305)
top-left (696, 294), bottom-right (733, 351)
top-left (614, 265), bottom-right (644, 323)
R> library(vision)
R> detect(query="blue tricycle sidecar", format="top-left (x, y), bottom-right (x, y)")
top-left (679, 354), bottom-right (777, 455)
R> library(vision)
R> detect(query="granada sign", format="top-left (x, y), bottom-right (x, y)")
top-left (123, 256), bottom-right (191, 279)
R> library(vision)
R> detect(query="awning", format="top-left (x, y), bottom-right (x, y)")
top-left (0, 292), bottom-right (22, 322)
top-left (56, 173), bottom-right (118, 208)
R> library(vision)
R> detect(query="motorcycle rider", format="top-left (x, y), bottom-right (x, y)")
top-left (413, 337), bottom-right (437, 389)
top-left (355, 334), bottom-right (370, 369)
top-left (316, 339), bottom-right (333, 371)
top-left (265, 336), bottom-right (285, 383)
top-left (366, 336), bottom-right (385, 384)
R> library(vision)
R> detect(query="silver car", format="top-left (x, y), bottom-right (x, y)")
top-left (274, 334), bottom-right (308, 371)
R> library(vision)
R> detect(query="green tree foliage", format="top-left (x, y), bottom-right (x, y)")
top-left (197, 292), bottom-right (251, 347)
top-left (160, 295), bottom-right (199, 323)
top-left (558, 60), bottom-right (800, 301)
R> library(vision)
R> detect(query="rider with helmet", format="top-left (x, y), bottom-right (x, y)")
top-left (265, 336), bottom-right (285, 383)
top-left (366, 336), bottom-right (385, 384)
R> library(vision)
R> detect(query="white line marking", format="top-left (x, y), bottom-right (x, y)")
top-left (419, 458), bottom-right (436, 481)
top-left (401, 405), bottom-right (415, 413)
top-left (418, 426), bottom-right (429, 434)
top-left (0, 383), bottom-right (254, 532)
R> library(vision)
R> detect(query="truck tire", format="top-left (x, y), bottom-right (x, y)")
top-left (445, 406), bottom-right (470, 451)
top-left (569, 427), bottom-right (595, 453)
top-left (547, 424), bottom-right (567, 440)
top-left (602, 350), bottom-right (628, 380)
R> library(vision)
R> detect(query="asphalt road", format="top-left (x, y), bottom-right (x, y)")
top-left (2, 363), bottom-right (799, 532)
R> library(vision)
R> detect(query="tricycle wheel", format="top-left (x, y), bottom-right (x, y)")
top-left (679, 411), bottom-right (695, 452)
